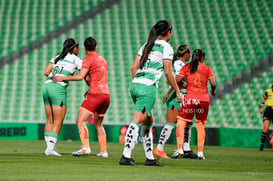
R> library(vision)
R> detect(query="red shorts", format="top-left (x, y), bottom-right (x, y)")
top-left (80, 93), bottom-right (110, 117)
top-left (177, 99), bottom-right (209, 123)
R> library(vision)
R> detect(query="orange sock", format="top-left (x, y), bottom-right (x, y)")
top-left (196, 120), bottom-right (206, 152)
top-left (98, 134), bottom-right (107, 153)
top-left (176, 118), bottom-right (187, 150)
top-left (79, 127), bottom-right (89, 148)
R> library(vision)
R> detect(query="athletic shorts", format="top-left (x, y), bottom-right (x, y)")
top-left (43, 83), bottom-right (67, 107)
top-left (263, 106), bottom-right (273, 122)
top-left (80, 93), bottom-right (110, 116)
top-left (130, 83), bottom-right (156, 117)
top-left (177, 99), bottom-right (209, 123)
top-left (166, 90), bottom-right (186, 110)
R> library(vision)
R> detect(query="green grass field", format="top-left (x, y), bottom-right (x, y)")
top-left (0, 140), bottom-right (272, 181)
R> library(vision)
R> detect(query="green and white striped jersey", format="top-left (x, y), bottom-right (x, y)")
top-left (45, 53), bottom-right (82, 86)
top-left (132, 39), bottom-right (173, 86)
top-left (173, 59), bottom-right (186, 93)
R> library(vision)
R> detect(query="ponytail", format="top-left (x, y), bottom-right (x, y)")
top-left (189, 49), bottom-right (205, 74)
top-left (54, 38), bottom-right (79, 64)
top-left (140, 28), bottom-right (157, 69)
top-left (139, 20), bottom-right (172, 69)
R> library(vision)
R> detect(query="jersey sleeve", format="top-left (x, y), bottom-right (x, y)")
top-left (163, 43), bottom-right (173, 60)
top-left (137, 44), bottom-right (145, 56)
top-left (173, 61), bottom-right (183, 76)
top-left (49, 55), bottom-right (58, 64)
top-left (207, 66), bottom-right (214, 78)
top-left (75, 56), bottom-right (83, 70)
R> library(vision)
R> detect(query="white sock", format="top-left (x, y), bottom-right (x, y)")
top-left (183, 142), bottom-right (191, 151)
top-left (123, 122), bottom-right (139, 158)
top-left (44, 136), bottom-right (49, 142)
top-left (157, 124), bottom-right (175, 150)
top-left (141, 124), bottom-right (154, 160)
top-left (47, 136), bottom-right (57, 151)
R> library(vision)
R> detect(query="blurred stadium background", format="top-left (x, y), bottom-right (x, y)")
top-left (0, 0), bottom-right (272, 131)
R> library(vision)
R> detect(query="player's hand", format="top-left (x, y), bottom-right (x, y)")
top-left (162, 94), bottom-right (169, 103)
top-left (210, 90), bottom-right (216, 96)
top-left (259, 108), bottom-right (263, 114)
top-left (176, 92), bottom-right (183, 103)
top-left (53, 76), bottom-right (63, 83)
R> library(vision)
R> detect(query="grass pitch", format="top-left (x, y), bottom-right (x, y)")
top-left (0, 140), bottom-right (272, 181)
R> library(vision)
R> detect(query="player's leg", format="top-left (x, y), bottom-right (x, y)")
top-left (120, 110), bottom-right (144, 166)
top-left (172, 100), bottom-right (194, 158)
top-left (154, 108), bottom-right (177, 158)
top-left (44, 105), bottom-right (66, 156)
top-left (72, 108), bottom-right (92, 156)
top-left (44, 105), bottom-right (53, 151)
top-left (183, 122), bottom-right (197, 159)
top-left (172, 117), bottom-right (187, 158)
top-left (94, 94), bottom-right (110, 157)
top-left (260, 119), bottom-right (270, 151)
top-left (120, 83), bottom-right (161, 166)
top-left (43, 83), bottom-right (66, 156)
top-left (94, 113), bottom-right (108, 157)
top-left (141, 113), bottom-right (161, 166)
top-left (195, 101), bottom-right (209, 160)
top-left (43, 85), bottom-right (53, 144)
top-left (196, 119), bottom-right (206, 160)
top-left (260, 107), bottom-right (272, 151)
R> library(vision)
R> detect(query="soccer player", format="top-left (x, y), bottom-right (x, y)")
top-left (43, 38), bottom-right (82, 156)
top-left (175, 49), bottom-right (216, 160)
top-left (153, 45), bottom-right (196, 159)
top-left (119, 20), bottom-right (183, 166)
top-left (259, 81), bottom-right (273, 151)
top-left (53, 37), bottom-right (110, 157)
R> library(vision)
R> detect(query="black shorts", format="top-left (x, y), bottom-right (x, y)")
top-left (263, 107), bottom-right (273, 122)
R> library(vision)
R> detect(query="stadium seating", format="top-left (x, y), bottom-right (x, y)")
top-left (0, 0), bottom-right (107, 59)
top-left (0, 0), bottom-right (272, 128)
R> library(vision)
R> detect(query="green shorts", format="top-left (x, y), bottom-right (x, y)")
top-left (165, 90), bottom-right (185, 110)
top-left (130, 83), bottom-right (156, 117)
top-left (43, 82), bottom-right (67, 107)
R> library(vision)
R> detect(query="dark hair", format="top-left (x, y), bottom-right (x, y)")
top-left (189, 49), bottom-right (205, 74)
top-left (139, 20), bottom-right (172, 69)
top-left (54, 38), bottom-right (78, 64)
top-left (84, 37), bottom-right (97, 51)
top-left (172, 45), bottom-right (191, 64)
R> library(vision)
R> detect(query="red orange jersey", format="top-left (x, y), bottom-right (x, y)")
top-left (179, 62), bottom-right (214, 102)
top-left (81, 52), bottom-right (110, 95)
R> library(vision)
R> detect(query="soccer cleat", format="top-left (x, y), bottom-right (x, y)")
top-left (197, 152), bottom-right (205, 160)
top-left (44, 149), bottom-right (62, 156)
top-left (119, 155), bottom-right (136, 166)
top-left (183, 150), bottom-right (197, 159)
top-left (72, 147), bottom-right (91, 156)
top-left (96, 152), bottom-right (108, 158)
top-left (153, 148), bottom-right (169, 158)
top-left (171, 149), bottom-right (184, 158)
top-left (144, 158), bottom-right (163, 166)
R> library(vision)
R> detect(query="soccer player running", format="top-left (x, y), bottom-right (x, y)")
top-left (119, 20), bottom-right (183, 166)
top-left (43, 38), bottom-right (82, 156)
top-left (53, 37), bottom-right (110, 157)
top-left (175, 49), bottom-right (216, 160)
top-left (154, 45), bottom-right (196, 159)
top-left (259, 81), bottom-right (273, 151)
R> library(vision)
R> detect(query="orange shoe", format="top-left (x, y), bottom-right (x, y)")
top-left (153, 148), bottom-right (169, 158)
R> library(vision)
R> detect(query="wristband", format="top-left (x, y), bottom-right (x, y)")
top-left (260, 103), bottom-right (264, 108)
